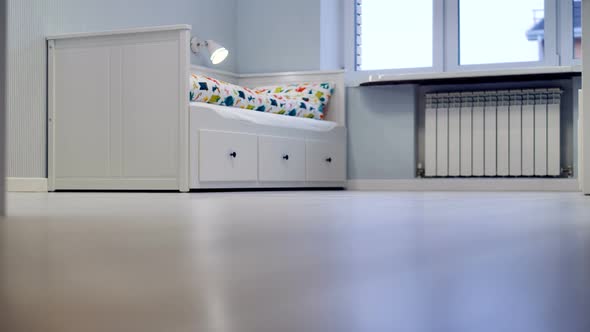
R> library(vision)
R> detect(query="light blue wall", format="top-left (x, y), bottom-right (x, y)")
top-left (45, 0), bottom-right (237, 72)
top-left (236, 0), bottom-right (321, 73)
top-left (235, 0), bottom-right (342, 73)
top-left (347, 86), bottom-right (417, 179)
top-left (7, 0), bottom-right (237, 177)
top-left (320, 0), bottom-right (344, 70)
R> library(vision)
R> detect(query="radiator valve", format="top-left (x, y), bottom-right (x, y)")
top-left (561, 166), bottom-right (574, 178)
top-left (417, 163), bottom-right (425, 178)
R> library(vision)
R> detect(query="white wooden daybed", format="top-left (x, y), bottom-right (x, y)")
top-left (47, 25), bottom-right (347, 192)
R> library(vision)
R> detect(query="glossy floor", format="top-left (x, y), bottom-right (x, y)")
top-left (2, 191), bottom-right (590, 332)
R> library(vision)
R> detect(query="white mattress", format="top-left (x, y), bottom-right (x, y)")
top-left (190, 102), bottom-right (339, 132)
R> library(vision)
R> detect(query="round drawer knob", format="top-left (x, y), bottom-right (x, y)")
top-left (326, 157), bottom-right (333, 163)
top-left (229, 152), bottom-right (237, 158)
top-left (283, 155), bottom-right (289, 160)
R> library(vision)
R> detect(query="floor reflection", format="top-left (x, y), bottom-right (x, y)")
top-left (1, 192), bottom-right (590, 332)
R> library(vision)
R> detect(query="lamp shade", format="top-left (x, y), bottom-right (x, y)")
top-left (206, 40), bottom-right (229, 65)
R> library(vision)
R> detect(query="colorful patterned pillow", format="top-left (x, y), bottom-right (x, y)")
top-left (253, 82), bottom-right (334, 114)
top-left (190, 74), bottom-right (325, 120)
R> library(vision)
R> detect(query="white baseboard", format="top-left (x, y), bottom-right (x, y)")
top-left (6, 177), bottom-right (48, 192)
top-left (347, 178), bottom-right (580, 192)
top-left (5, 177), bottom-right (579, 193)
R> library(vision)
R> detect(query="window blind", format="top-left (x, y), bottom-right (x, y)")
top-left (355, 0), bottom-right (362, 70)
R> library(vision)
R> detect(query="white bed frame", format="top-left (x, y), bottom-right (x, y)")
top-left (47, 25), bottom-right (347, 192)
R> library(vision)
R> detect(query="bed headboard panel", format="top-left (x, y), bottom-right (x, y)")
top-left (191, 66), bottom-right (346, 126)
top-left (238, 71), bottom-right (346, 126)
top-left (47, 25), bottom-right (192, 191)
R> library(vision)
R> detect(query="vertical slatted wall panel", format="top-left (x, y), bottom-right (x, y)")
top-left (577, 89), bottom-right (588, 189)
top-left (6, 0), bottom-right (49, 177)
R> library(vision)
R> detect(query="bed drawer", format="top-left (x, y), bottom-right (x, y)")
top-left (199, 130), bottom-right (258, 182)
top-left (306, 140), bottom-right (346, 182)
top-left (259, 136), bottom-right (306, 182)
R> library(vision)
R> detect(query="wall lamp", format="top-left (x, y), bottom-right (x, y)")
top-left (190, 37), bottom-right (229, 65)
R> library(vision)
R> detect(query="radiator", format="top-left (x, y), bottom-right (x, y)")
top-left (424, 89), bottom-right (562, 177)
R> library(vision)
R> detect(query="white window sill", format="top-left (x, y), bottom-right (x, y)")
top-left (358, 66), bottom-right (581, 86)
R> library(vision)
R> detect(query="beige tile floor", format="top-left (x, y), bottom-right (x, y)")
top-left (2, 191), bottom-right (590, 332)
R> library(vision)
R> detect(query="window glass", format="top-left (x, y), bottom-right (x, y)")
top-left (358, 0), bottom-right (433, 71)
top-left (574, 0), bottom-right (582, 59)
top-left (460, 0), bottom-right (544, 65)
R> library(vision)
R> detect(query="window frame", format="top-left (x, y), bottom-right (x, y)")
top-left (446, 0), bottom-right (558, 72)
top-left (559, 0), bottom-right (582, 65)
top-left (347, 0), bottom-right (579, 83)
top-left (345, 0), bottom-right (444, 85)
